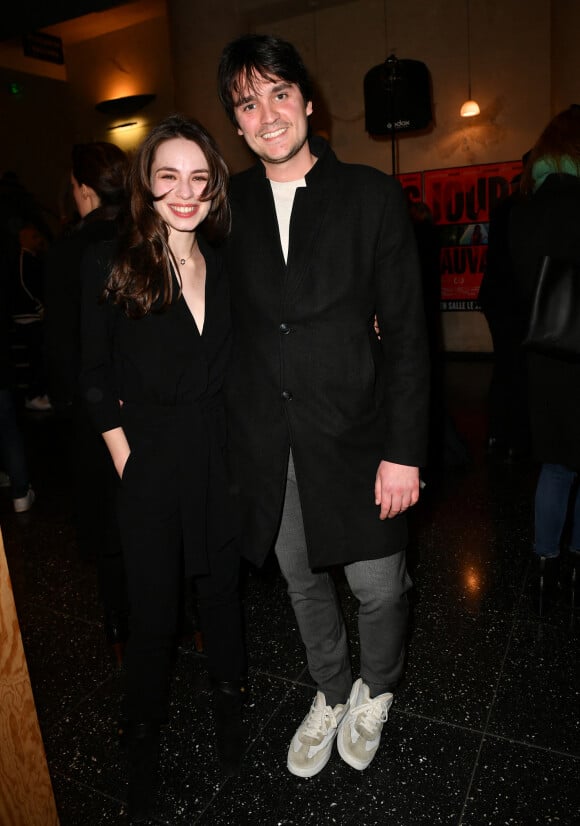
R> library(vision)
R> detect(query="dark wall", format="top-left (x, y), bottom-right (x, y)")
top-left (0, 67), bottom-right (74, 235)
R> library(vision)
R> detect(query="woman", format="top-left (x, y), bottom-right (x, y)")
top-left (44, 142), bottom-right (130, 660)
top-left (80, 116), bottom-right (246, 821)
top-left (45, 142), bottom-right (128, 410)
top-left (510, 105), bottom-right (580, 615)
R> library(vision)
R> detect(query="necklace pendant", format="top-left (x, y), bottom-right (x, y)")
top-left (180, 258), bottom-right (185, 265)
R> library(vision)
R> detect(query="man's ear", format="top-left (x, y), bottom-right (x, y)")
top-left (306, 100), bottom-right (313, 117)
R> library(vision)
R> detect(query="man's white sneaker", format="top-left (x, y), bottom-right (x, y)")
top-left (287, 691), bottom-right (349, 778)
top-left (337, 678), bottom-right (393, 770)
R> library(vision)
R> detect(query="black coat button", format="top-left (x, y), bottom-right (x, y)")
top-left (279, 323), bottom-right (290, 334)
top-left (281, 390), bottom-right (293, 401)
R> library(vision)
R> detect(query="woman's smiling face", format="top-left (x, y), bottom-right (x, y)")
top-left (150, 137), bottom-right (212, 234)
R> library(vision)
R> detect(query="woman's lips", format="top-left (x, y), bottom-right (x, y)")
top-left (168, 204), bottom-right (199, 217)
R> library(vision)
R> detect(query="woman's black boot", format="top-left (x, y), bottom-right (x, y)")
top-left (127, 722), bottom-right (160, 822)
top-left (212, 680), bottom-right (247, 777)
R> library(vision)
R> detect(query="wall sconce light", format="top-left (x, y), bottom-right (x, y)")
top-left (95, 93), bottom-right (156, 118)
top-left (460, 0), bottom-right (480, 118)
top-left (107, 121), bottom-right (138, 131)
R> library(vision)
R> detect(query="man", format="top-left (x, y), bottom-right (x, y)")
top-left (218, 34), bottom-right (429, 777)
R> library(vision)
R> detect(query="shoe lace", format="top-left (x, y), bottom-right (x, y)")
top-left (302, 702), bottom-right (339, 739)
top-left (351, 697), bottom-right (389, 736)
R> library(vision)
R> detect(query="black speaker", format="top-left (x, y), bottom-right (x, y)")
top-left (364, 56), bottom-right (432, 135)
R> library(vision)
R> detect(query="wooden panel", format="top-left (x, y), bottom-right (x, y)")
top-left (0, 528), bottom-right (59, 826)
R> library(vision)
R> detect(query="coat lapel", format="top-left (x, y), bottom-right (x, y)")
top-left (284, 162), bottom-right (332, 302)
top-left (252, 174), bottom-right (287, 273)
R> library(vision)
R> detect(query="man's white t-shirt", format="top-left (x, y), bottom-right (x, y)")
top-left (269, 178), bottom-right (306, 263)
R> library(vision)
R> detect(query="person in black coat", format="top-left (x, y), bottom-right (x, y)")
top-left (80, 116), bottom-right (246, 819)
top-left (4, 221), bottom-right (51, 411)
top-left (44, 142), bottom-right (130, 659)
top-left (218, 35), bottom-right (429, 778)
top-left (509, 106), bottom-right (580, 614)
top-left (45, 142), bottom-right (129, 409)
top-left (478, 156), bottom-right (531, 462)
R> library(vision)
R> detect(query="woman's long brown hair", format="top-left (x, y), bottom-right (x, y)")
top-left (105, 114), bottom-right (230, 317)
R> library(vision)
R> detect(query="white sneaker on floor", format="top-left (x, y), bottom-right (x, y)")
top-left (337, 678), bottom-right (393, 770)
top-left (287, 691), bottom-right (349, 778)
top-left (13, 487), bottom-right (35, 513)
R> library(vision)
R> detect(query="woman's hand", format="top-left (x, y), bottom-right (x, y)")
top-left (102, 427), bottom-right (132, 479)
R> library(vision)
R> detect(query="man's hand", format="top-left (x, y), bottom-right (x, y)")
top-left (374, 460), bottom-right (420, 520)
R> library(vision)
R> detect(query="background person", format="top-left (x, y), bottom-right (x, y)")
top-left (43, 142), bottom-right (131, 662)
top-left (478, 153), bottom-right (531, 463)
top-left (5, 221), bottom-right (51, 411)
top-left (0, 273), bottom-right (34, 512)
top-left (510, 105), bottom-right (580, 614)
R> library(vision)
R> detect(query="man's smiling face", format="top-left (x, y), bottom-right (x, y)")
top-left (233, 71), bottom-right (313, 175)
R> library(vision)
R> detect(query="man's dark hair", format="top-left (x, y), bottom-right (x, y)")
top-left (218, 34), bottom-right (313, 125)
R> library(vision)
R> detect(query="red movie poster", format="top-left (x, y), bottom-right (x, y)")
top-left (423, 161), bottom-right (522, 310)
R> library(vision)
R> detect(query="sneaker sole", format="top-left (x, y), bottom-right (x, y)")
top-left (287, 698), bottom-right (349, 778)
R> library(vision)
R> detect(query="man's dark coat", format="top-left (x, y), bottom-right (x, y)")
top-left (224, 137), bottom-right (430, 569)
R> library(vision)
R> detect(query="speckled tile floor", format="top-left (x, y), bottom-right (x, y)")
top-left (2, 359), bottom-right (579, 826)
